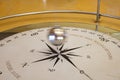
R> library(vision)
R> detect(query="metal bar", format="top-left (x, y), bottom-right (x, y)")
top-left (100, 14), bottom-right (120, 20)
top-left (0, 10), bottom-right (120, 21)
top-left (95, 23), bottom-right (99, 31)
top-left (95, 0), bottom-right (101, 31)
top-left (96, 0), bottom-right (101, 22)
top-left (0, 10), bottom-right (96, 20)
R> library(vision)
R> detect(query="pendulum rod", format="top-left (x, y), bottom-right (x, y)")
top-left (95, 0), bottom-right (101, 31)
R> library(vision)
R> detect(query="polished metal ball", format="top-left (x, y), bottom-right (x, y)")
top-left (48, 26), bottom-right (67, 46)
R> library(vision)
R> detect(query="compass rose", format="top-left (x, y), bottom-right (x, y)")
top-left (32, 42), bottom-right (82, 67)
top-left (32, 41), bottom-right (93, 80)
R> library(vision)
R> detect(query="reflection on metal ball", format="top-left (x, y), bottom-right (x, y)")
top-left (48, 26), bottom-right (67, 46)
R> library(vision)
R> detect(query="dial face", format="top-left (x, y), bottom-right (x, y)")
top-left (0, 27), bottom-right (120, 80)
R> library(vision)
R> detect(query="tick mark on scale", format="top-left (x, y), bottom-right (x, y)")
top-left (118, 45), bottom-right (120, 48)
top-left (0, 71), bottom-right (2, 75)
top-left (6, 40), bottom-right (12, 43)
top-left (21, 33), bottom-right (27, 36)
top-left (72, 29), bottom-right (78, 31)
top-left (30, 49), bottom-right (35, 53)
top-left (0, 44), bottom-right (4, 47)
top-left (14, 36), bottom-right (18, 39)
top-left (87, 55), bottom-right (91, 59)
top-left (22, 63), bottom-right (28, 68)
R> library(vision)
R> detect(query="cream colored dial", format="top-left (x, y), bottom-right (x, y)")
top-left (0, 27), bottom-right (120, 80)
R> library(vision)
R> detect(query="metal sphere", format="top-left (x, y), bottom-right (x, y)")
top-left (48, 26), bottom-right (67, 46)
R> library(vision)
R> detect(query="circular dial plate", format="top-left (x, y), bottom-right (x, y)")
top-left (0, 27), bottom-right (120, 80)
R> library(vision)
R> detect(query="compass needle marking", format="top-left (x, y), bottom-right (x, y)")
top-left (80, 70), bottom-right (93, 80)
top-left (61, 46), bottom-right (82, 53)
top-left (61, 54), bottom-right (78, 69)
top-left (45, 42), bottom-right (58, 54)
top-left (39, 51), bottom-right (53, 55)
top-left (61, 54), bottom-right (93, 80)
top-left (32, 55), bottom-right (58, 63)
top-left (66, 53), bottom-right (82, 57)
top-left (50, 56), bottom-right (57, 61)
top-left (59, 44), bottom-right (64, 51)
top-left (53, 57), bottom-right (60, 67)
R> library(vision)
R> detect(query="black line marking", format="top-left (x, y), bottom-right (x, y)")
top-left (61, 46), bottom-right (83, 53)
top-left (41, 40), bottom-right (45, 42)
top-left (111, 41), bottom-right (118, 45)
top-left (50, 56), bottom-right (57, 61)
top-left (87, 55), bottom-right (91, 59)
top-left (97, 34), bottom-right (102, 37)
top-left (61, 59), bottom-right (63, 62)
top-left (30, 49), bottom-right (35, 53)
top-left (61, 54), bottom-right (93, 80)
top-left (81, 30), bottom-right (87, 32)
top-left (64, 28), bottom-right (70, 30)
top-left (79, 70), bottom-right (93, 80)
top-left (32, 55), bottom-right (58, 63)
top-left (66, 53), bottom-right (82, 57)
top-left (61, 54), bottom-right (78, 69)
top-left (14, 36), bottom-right (18, 39)
top-left (89, 32), bottom-right (95, 35)
top-left (118, 45), bottom-right (120, 48)
top-left (53, 57), bottom-right (60, 67)
top-left (38, 51), bottom-right (55, 55)
top-left (21, 33), bottom-right (27, 36)
top-left (45, 43), bottom-right (58, 54)
top-left (22, 63), bottom-right (28, 68)
top-left (59, 44), bottom-right (64, 51)
top-left (94, 40), bottom-right (112, 60)
top-left (72, 29), bottom-right (79, 31)
top-left (37, 30), bottom-right (44, 32)
top-left (6, 40), bottom-right (12, 43)
top-left (0, 43), bottom-right (4, 47)
top-left (0, 71), bottom-right (2, 75)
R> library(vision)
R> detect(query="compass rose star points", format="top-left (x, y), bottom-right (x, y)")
top-left (32, 42), bottom-right (82, 67)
